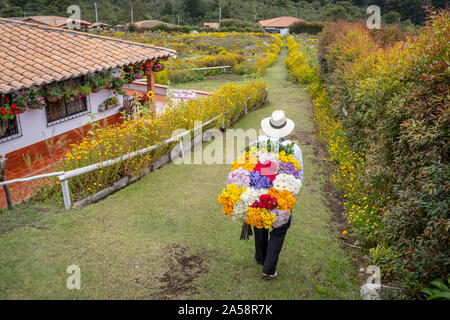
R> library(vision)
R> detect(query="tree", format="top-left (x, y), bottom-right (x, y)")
top-left (183, 0), bottom-right (205, 21)
top-left (382, 11), bottom-right (401, 24)
top-left (324, 5), bottom-right (348, 21)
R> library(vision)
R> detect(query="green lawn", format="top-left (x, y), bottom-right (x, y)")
top-left (0, 47), bottom-right (360, 299)
top-left (170, 73), bottom-right (247, 92)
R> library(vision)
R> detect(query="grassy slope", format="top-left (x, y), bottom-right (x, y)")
top-left (0, 48), bottom-right (359, 299)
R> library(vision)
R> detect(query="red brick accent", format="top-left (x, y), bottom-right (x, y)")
top-left (0, 113), bottom-right (123, 208)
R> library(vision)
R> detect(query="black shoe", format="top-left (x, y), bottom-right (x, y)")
top-left (262, 271), bottom-right (278, 280)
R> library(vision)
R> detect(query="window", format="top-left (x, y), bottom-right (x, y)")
top-left (0, 94), bottom-right (22, 143)
top-left (45, 78), bottom-right (89, 126)
top-left (0, 117), bottom-right (21, 143)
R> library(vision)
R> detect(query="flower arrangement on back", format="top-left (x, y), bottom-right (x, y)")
top-left (218, 110), bottom-right (304, 280)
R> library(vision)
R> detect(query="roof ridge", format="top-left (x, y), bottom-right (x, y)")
top-left (0, 17), bottom-right (175, 54)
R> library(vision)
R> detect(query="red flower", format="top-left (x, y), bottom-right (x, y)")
top-left (3, 96), bottom-right (9, 101)
top-left (15, 110), bottom-right (19, 115)
top-left (253, 160), bottom-right (277, 183)
top-left (0, 107), bottom-right (5, 112)
top-left (9, 109), bottom-right (13, 114)
top-left (11, 104), bottom-right (17, 109)
top-left (1, 110), bottom-right (6, 115)
top-left (251, 194), bottom-right (278, 210)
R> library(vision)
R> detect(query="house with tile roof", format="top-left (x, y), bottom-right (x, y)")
top-left (19, 15), bottom-right (93, 30)
top-left (258, 16), bottom-right (303, 36)
top-left (0, 18), bottom-right (174, 192)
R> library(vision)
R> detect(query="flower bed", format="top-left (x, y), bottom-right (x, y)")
top-left (286, 9), bottom-right (450, 296)
top-left (50, 81), bottom-right (267, 202)
top-left (109, 32), bottom-right (282, 84)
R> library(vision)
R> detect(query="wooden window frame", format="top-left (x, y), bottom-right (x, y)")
top-left (45, 78), bottom-right (91, 127)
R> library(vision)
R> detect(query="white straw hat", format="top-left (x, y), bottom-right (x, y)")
top-left (261, 110), bottom-right (295, 138)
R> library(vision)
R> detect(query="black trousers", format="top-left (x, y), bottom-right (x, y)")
top-left (254, 217), bottom-right (291, 275)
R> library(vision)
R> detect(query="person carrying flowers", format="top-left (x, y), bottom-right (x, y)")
top-left (253, 110), bottom-right (303, 280)
top-left (218, 110), bottom-right (303, 280)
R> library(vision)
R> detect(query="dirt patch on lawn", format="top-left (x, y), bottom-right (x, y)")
top-left (288, 129), bottom-right (314, 146)
top-left (155, 243), bottom-right (208, 299)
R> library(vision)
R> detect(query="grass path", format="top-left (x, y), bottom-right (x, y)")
top-left (0, 47), bottom-right (360, 299)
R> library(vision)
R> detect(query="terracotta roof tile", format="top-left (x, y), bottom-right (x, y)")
top-left (258, 16), bottom-right (303, 28)
top-left (0, 18), bottom-right (174, 94)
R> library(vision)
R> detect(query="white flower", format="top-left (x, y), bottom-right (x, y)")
top-left (272, 173), bottom-right (302, 194)
top-left (232, 188), bottom-right (267, 223)
top-left (256, 151), bottom-right (279, 164)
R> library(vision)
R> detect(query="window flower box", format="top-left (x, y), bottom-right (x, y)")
top-left (45, 84), bottom-right (63, 102)
top-left (98, 97), bottom-right (119, 112)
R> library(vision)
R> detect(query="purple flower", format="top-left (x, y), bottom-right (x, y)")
top-left (227, 167), bottom-right (251, 188)
top-left (278, 162), bottom-right (300, 179)
top-left (271, 209), bottom-right (291, 228)
top-left (250, 170), bottom-right (272, 189)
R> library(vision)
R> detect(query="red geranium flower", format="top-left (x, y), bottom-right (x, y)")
top-left (1, 110), bottom-right (6, 115)
top-left (15, 110), bottom-right (19, 114)
top-left (11, 104), bottom-right (17, 109)
top-left (251, 194), bottom-right (278, 210)
top-left (3, 96), bottom-right (9, 101)
top-left (253, 160), bottom-right (277, 183)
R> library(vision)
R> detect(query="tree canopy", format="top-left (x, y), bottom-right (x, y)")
top-left (0, 0), bottom-right (446, 25)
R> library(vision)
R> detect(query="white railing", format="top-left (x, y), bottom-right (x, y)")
top-left (0, 171), bottom-right (65, 187)
top-left (0, 113), bottom-right (225, 211)
top-left (1, 91), bottom-right (264, 211)
top-left (58, 113), bottom-right (223, 210)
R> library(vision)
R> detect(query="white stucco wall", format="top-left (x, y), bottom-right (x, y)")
top-left (0, 89), bottom-right (123, 155)
top-left (264, 27), bottom-right (290, 36)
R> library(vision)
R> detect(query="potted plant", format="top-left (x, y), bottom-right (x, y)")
top-left (122, 69), bottom-right (137, 84)
top-left (106, 96), bottom-right (119, 107)
top-left (86, 73), bottom-right (107, 93)
top-left (140, 61), bottom-right (152, 73)
top-left (105, 76), bottom-right (125, 95)
top-left (45, 84), bottom-right (63, 102)
top-left (62, 85), bottom-right (76, 102)
top-left (98, 96), bottom-right (119, 112)
top-left (28, 89), bottom-right (47, 109)
top-left (12, 91), bottom-right (29, 113)
top-left (75, 85), bottom-right (92, 98)
top-left (0, 104), bottom-right (20, 121)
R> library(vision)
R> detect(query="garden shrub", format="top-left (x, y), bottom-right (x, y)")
top-left (147, 32), bottom-right (282, 84)
top-left (287, 9), bottom-right (450, 296)
top-left (59, 81), bottom-right (268, 202)
top-left (289, 21), bottom-right (324, 35)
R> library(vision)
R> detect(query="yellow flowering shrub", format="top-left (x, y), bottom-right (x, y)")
top-left (285, 35), bottom-right (382, 236)
top-left (58, 80), bottom-right (267, 202)
top-left (114, 32), bottom-right (282, 84)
